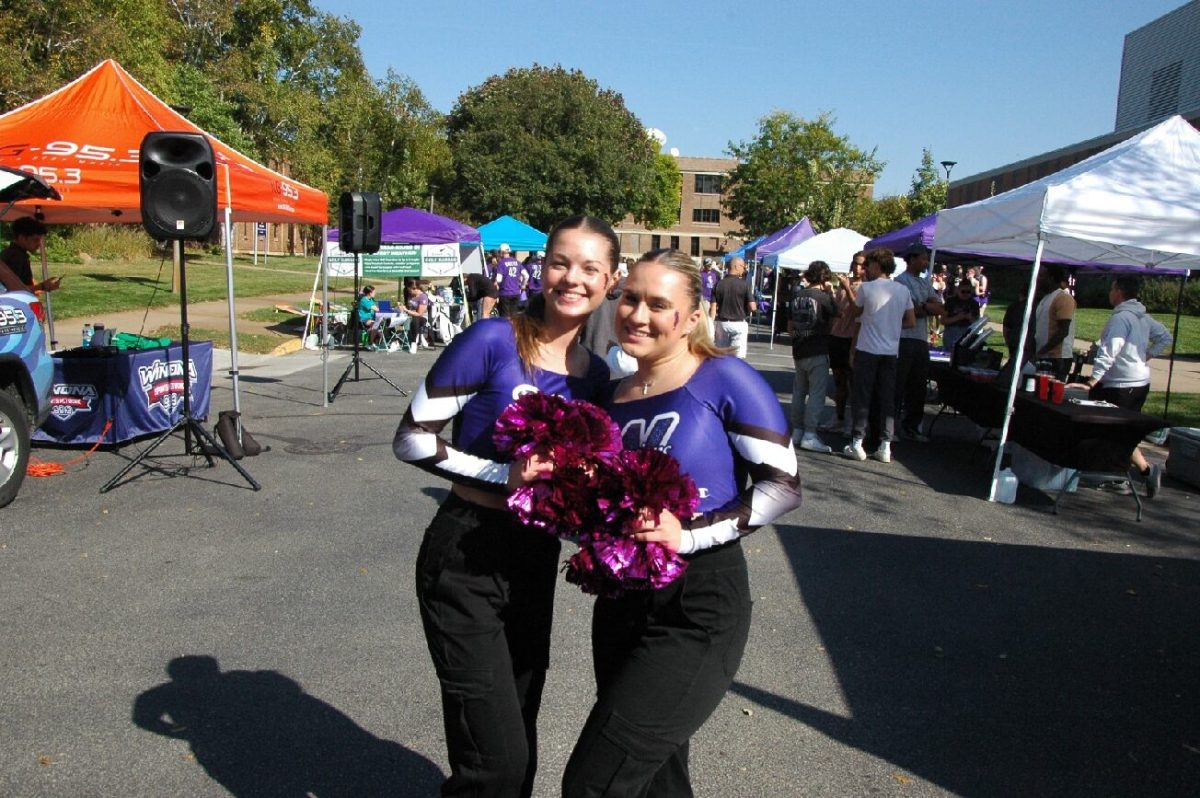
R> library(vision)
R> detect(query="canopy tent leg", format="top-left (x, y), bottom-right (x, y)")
top-left (1163, 272), bottom-right (1186, 420)
top-left (37, 237), bottom-right (57, 350)
top-left (321, 225), bottom-right (330, 407)
top-left (768, 266), bottom-right (780, 350)
top-left (988, 238), bottom-right (1045, 501)
top-left (221, 197), bottom-right (243, 440)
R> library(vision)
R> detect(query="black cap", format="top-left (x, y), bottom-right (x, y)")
top-left (903, 242), bottom-right (931, 258)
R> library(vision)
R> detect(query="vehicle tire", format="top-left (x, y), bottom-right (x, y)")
top-left (0, 387), bottom-right (32, 508)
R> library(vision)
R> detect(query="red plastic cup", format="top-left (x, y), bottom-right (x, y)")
top-left (1051, 380), bottom-right (1065, 404)
top-left (1037, 374), bottom-right (1051, 400)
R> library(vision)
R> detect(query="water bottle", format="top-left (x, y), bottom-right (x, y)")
top-left (995, 468), bottom-right (1019, 504)
top-left (92, 323), bottom-right (105, 348)
top-left (82, 323), bottom-right (94, 347)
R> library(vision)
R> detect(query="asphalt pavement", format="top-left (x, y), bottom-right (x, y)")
top-left (2, 332), bottom-right (1198, 796)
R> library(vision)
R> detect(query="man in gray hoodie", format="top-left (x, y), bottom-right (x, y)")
top-left (1076, 275), bottom-right (1172, 497)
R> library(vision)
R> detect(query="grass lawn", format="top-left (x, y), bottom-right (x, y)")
top-left (1144, 391), bottom-right (1200, 428)
top-left (42, 253), bottom-right (335, 321)
top-left (985, 301), bottom-right (1200, 356)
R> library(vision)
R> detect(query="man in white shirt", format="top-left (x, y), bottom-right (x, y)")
top-left (1072, 275), bottom-right (1172, 498)
top-left (841, 248), bottom-right (915, 464)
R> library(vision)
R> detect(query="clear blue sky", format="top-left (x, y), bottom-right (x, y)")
top-left (316, 0), bottom-right (1183, 197)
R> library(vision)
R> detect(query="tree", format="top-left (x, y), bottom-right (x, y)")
top-left (445, 65), bottom-right (658, 230)
top-left (632, 153), bottom-right (683, 230)
top-left (724, 111), bottom-right (883, 237)
top-left (855, 195), bottom-right (911, 239)
top-left (907, 148), bottom-right (946, 221)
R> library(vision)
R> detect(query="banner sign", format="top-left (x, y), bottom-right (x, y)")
top-left (325, 242), bottom-right (463, 278)
top-left (34, 341), bottom-right (213, 446)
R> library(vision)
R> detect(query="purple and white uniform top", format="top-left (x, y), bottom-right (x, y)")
top-left (394, 318), bottom-right (610, 492)
top-left (495, 256), bottom-right (524, 298)
top-left (604, 356), bottom-right (801, 553)
top-left (701, 270), bottom-right (719, 303)
top-left (524, 257), bottom-right (543, 293)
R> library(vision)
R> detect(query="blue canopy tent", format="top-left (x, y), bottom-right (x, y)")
top-left (477, 215), bottom-right (547, 253)
top-left (724, 235), bottom-right (766, 263)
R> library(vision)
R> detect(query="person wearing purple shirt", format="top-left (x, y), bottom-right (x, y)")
top-left (495, 244), bottom-right (525, 317)
top-left (394, 216), bottom-right (619, 798)
top-left (700, 257), bottom-right (719, 303)
top-left (523, 250), bottom-right (544, 294)
top-left (563, 248), bottom-right (801, 798)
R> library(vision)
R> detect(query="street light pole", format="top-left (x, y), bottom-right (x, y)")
top-left (940, 160), bottom-right (957, 182)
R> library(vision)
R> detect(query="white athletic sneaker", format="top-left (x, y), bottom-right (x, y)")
top-left (872, 441), bottom-right (892, 463)
top-left (842, 438), bottom-right (867, 461)
top-left (800, 433), bottom-right (832, 454)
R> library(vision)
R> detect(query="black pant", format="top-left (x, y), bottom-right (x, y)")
top-left (895, 338), bottom-right (930, 432)
top-left (851, 351), bottom-right (897, 443)
top-left (416, 493), bottom-right (562, 798)
top-left (563, 542), bottom-right (752, 798)
top-left (498, 296), bottom-right (522, 318)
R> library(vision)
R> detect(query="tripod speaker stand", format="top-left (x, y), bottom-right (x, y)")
top-left (101, 131), bottom-right (259, 493)
top-left (327, 191), bottom-right (408, 404)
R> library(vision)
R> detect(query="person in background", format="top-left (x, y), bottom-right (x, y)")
top-left (355, 285), bottom-right (384, 349)
top-left (1034, 263), bottom-right (1077, 380)
top-left (788, 260), bottom-right (839, 453)
top-left (893, 243), bottom-right (943, 442)
top-left (1072, 275), bottom-right (1172, 498)
top-left (941, 277), bottom-right (981, 352)
top-left (562, 248), bottom-right (801, 798)
top-left (465, 271), bottom-right (498, 323)
top-left (495, 243), bottom-right (525, 317)
top-left (0, 217), bottom-right (62, 294)
top-left (710, 255), bottom-right (756, 358)
top-left (523, 250), bottom-right (545, 297)
top-left (842, 247), bottom-right (915, 464)
top-left (829, 252), bottom-right (865, 436)
top-left (393, 216), bottom-right (618, 798)
top-left (974, 265), bottom-right (990, 316)
top-left (405, 280), bottom-right (433, 349)
top-left (929, 263), bottom-right (947, 343)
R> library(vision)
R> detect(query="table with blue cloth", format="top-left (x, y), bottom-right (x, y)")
top-left (33, 341), bottom-right (213, 446)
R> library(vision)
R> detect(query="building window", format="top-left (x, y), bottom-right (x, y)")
top-left (690, 237), bottom-right (700, 257)
top-left (670, 235), bottom-right (680, 251)
top-left (692, 208), bottom-right (720, 224)
top-left (1148, 61), bottom-right (1182, 121)
top-left (651, 234), bottom-right (661, 250)
top-left (694, 174), bottom-right (723, 194)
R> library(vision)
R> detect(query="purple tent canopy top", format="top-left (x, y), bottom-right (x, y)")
top-left (330, 206), bottom-right (481, 245)
top-left (755, 218), bottom-right (815, 258)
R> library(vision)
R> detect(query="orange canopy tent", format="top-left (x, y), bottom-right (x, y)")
top-left (0, 59), bottom-right (327, 225)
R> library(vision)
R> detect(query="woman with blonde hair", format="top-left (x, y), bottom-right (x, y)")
top-left (394, 215), bottom-right (619, 798)
top-left (563, 248), bottom-right (802, 797)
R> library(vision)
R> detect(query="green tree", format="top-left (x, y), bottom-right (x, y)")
top-left (632, 153), bottom-right (683, 230)
top-left (445, 65), bottom-right (658, 229)
top-left (855, 195), bottom-right (911, 238)
top-left (724, 111), bottom-right (883, 237)
top-left (907, 148), bottom-right (946, 221)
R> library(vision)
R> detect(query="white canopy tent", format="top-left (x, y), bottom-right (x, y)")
top-left (933, 114), bottom-right (1200, 501)
top-left (763, 228), bottom-right (872, 348)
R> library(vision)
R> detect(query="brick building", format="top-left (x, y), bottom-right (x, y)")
top-left (616, 156), bottom-right (747, 261)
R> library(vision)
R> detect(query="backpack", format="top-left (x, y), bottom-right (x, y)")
top-left (790, 290), bottom-right (821, 339)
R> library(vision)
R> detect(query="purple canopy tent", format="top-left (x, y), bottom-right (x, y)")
top-left (329, 206), bottom-right (481, 245)
top-left (755, 218), bottom-right (815, 258)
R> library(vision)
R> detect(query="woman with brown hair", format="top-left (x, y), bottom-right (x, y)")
top-left (393, 215), bottom-right (619, 797)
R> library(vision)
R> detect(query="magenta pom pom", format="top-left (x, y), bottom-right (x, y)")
top-left (494, 392), bottom-right (696, 596)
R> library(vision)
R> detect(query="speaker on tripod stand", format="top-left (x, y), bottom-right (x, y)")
top-left (327, 191), bottom-right (408, 403)
top-left (100, 131), bottom-right (260, 493)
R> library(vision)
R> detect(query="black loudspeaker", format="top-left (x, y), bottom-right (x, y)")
top-left (139, 132), bottom-right (217, 240)
top-left (339, 191), bottom-right (382, 253)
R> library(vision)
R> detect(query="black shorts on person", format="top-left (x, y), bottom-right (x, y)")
top-left (415, 492), bottom-right (562, 798)
top-left (1089, 382), bottom-right (1150, 412)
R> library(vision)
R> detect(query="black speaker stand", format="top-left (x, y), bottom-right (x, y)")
top-left (327, 253), bottom-right (409, 403)
top-left (101, 241), bottom-right (260, 493)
